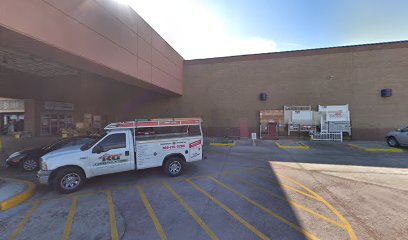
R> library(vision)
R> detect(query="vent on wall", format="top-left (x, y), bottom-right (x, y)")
top-left (260, 93), bottom-right (267, 101)
top-left (380, 89), bottom-right (392, 97)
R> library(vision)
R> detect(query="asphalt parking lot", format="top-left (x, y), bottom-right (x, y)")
top-left (1, 139), bottom-right (408, 240)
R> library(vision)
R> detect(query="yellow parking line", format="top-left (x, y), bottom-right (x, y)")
top-left (62, 196), bottom-right (79, 240)
top-left (274, 174), bottom-right (357, 240)
top-left (348, 144), bottom-right (403, 153)
top-left (229, 175), bottom-right (345, 229)
top-left (163, 183), bottom-right (219, 240)
top-left (106, 191), bottom-right (119, 240)
top-left (21, 168), bottom-right (259, 206)
top-left (275, 174), bottom-right (321, 199)
top-left (209, 143), bottom-right (236, 147)
top-left (275, 142), bottom-right (310, 149)
top-left (186, 179), bottom-right (269, 240)
top-left (136, 186), bottom-right (167, 240)
top-left (209, 176), bottom-right (318, 240)
top-left (251, 170), bottom-right (320, 201)
top-left (8, 201), bottom-right (40, 240)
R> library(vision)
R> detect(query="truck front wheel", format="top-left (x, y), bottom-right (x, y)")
top-left (164, 157), bottom-right (185, 177)
top-left (53, 167), bottom-right (85, 194)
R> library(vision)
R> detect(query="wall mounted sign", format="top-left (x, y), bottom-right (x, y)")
top-left (0, 98), bottom-right (24, 113)
top-left (44, 101), bottom-right (74, 111)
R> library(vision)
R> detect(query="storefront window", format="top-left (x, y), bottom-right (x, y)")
top-left (41, 112), bottom-right (75, 136)
top-left (41, 115), bottom-right (50, 135)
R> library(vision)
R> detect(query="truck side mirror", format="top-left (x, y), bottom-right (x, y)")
top-left (93, 145), bottom-right (103, 154)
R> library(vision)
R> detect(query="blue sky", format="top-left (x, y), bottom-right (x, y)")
top-left (121, 0), bottom-right (408, 59)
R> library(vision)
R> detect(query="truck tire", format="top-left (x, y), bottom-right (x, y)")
top-left (53, 167), bottom-right (85, 194)
top-left (163, 157), bottom-right (185, 177)
top-left (386, 137), bottom-right (399, 147)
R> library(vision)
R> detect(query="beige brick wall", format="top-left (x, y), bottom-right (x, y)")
top-left (175, 47), bottom-right (408, 139)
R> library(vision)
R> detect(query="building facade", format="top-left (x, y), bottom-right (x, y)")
top-left (1, 0), bottom-right (407, 140)
top-left (176, 42), bottom-right (408, 140)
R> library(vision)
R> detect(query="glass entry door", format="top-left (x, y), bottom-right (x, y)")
top-left (41, 112), bottom-right (74, 136)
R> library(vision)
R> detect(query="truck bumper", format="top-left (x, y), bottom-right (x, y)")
top-left (37, 170), bottom-right (52, 185)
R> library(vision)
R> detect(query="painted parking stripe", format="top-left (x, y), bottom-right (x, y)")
top-left (274, 173), bottom-right (357, 240)
top-left (136, 186), bottom-right (167, 240)
top-left (228, 174), bottom-right (344, 228)
top-left (275, 142), bottom-right (310, 149)
top-left (257, 167), bottom-right (357, 240)
top-left (61, 196), bottom-right (79, 240)
top-left (106, 191), bottom-right (119, 240)
top-left (348, 144), bottom-right (403, 153)
top-left (208, 176), bottom-right (319, 240)
top-left (186, 179), bottom-right (269, 240)
top-left (251, 169), bottom-right (320, 201)
top-left (31, 167), bottom-right (260, 204)
top-left (163, 183), bottom-right (220, 240)
top-left (8, 201), bottom-right (40, 240)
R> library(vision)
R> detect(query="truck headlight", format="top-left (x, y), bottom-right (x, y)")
top-left (40, 159), bottom-right (48, 171)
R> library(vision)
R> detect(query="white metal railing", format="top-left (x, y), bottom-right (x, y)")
top-left (284, 105), bottom-right (311, 111)
top-left (310, 132), bottom-right (343, 142)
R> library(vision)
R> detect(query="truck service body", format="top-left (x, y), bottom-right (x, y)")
top-left (37, 118), bottom-right (203, 193)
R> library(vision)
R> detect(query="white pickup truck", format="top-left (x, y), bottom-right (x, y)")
top-left (37, 118), bottom-right (203, 193)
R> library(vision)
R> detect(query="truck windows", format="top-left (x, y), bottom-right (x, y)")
top-left (188, 125), bottom-right (201, 136)
top-left (98, 133), bottom-right (126, 151)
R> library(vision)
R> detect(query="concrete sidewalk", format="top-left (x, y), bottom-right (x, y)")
top-left (0, 177), bottom-right (36, 211)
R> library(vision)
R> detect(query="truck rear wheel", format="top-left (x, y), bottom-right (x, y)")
top-left (164, 157), bottom-right (185, 177)
top-left (53, 167), bottom-right (85, 194)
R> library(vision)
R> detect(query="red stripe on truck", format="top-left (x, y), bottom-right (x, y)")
top-left (189, 140), bottom-right (202, 148)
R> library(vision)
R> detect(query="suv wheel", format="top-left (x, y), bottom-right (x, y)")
top-left (53, 167), bottom-right (85, 194)
top-left (21, 159), bottom-right (38, 172)
top-left (387, 137), bottom-right (399, 147)
top-left (164, 157), bottom-right (185, 177)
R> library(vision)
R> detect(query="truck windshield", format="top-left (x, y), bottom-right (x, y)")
top-left (80, 133), bottom-right (106, 151)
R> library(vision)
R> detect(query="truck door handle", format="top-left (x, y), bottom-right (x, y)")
top-left (125, 151), bottom-right (129, 156)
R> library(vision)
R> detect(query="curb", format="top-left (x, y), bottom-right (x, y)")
top-left (209, 142), bottom-right (236, 147)
top-left (0, 178), bottom-right (36, 211)
top-left (348, 144), bottom-right (403, 153)
top-left (275, 142), bottom-right (310, 149)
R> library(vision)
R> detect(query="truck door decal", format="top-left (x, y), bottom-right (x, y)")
top-left (93, 153), bottom-right (128, 166)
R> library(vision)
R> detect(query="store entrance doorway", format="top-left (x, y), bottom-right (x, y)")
top-left (41, 113), bottom-right (74, 136)
top-left (267, 122), bottom-right (278, 138)
top-left (260, 110), bottom-right (284, 139)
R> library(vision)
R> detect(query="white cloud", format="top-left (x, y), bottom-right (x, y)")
top-left (124, 0), bottom-right (277, 59)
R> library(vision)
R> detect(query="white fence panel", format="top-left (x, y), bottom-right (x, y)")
top-left (311, 132), bottom-right (343, 142)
